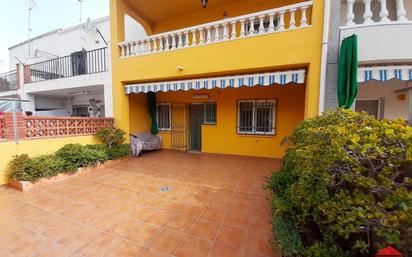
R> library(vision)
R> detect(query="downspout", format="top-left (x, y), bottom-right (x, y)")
top-left (318, 0), bottom-right (331, 115)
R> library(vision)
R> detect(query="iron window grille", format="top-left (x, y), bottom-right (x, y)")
top-left (203, 102), bottom-right (217, 124)
top-left (237, 100), bottom-right (276, 135)
top-left (157, 103), bottom-right (171, 131)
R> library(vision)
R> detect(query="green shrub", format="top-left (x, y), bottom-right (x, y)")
top-left (56, 143), bottom-right (108, 169)
top-left (106, 143), bottom-right (131, 160)
top-left (267, 109), bottom-right (412, 257)
top-left (96, 128), bottom-right (126, 148)
top-left (7, 154), bottom-right (66, 182)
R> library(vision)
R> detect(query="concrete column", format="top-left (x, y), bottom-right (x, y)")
top-left (324, 0), bottom-right (341, 110)
top-left (104, 45), bottom-right (113, 117)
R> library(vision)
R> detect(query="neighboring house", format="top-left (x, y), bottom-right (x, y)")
top-left (0, 16), bottom-right (146, 117)
top-left (326, 0), bottom-right (411, 123)
top-left (110, 0), bottom-right (327, 158)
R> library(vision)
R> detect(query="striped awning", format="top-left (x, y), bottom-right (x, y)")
top-left (358, 65), bottom-right (412, 83)
top-left (125, 70), bottom-right (306, 94)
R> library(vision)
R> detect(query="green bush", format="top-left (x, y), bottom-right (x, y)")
top-left (56, 143), bottom-right (108, 169)
top-left (7, 154), bottom-right (66, 182)
top-left (96, 128), bottom-right (126, 148)
top-left (267, 109), bottom-right (412, 257)
top-left (106, 144), bottom-right (131, 160)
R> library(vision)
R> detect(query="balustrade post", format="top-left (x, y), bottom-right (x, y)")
top-left (230, 21), bottom-right (237, 39)
top-left (268, 13), bottom-right (275, 32)
top-left (258, 15), bottom-right (265, 34)
top-left (289, 8), bottom-right (297, 29)
top-left (396, 0), bottom-right (408, 21)
top-left (213, 25), bottom-right (220, 42)
top-left (240, 19), bottom-right (246, 37)
top-left (164, 36), bottom-right (170, 50)
top-left (222, 23), bottom-right (229, 40)
top-left (159, 37), bottom-right (164, 52)
top-left (277, 11), bottom-right (286, 31)
top-left (206, 27), bottom-right (212, 43)
top-left (379, 0), bottom-right (390, 23)
top-left (183, 31), bottom-right (189, 47)
top-left (177, 33), bottom-right (183, 48)
top-left (363, 0), bottom-right (373, 24)
top-left (170, 34), bottom-right (176, 50)
top-left (199, 28), bottom-right (205, 45)
top-left (346, 0), bottom-right (355, 26)
top-left (120, 45), bottom-right (125, 57)
top-left (191, 30), bottom-right (198, 46)
top-left (300, 6), bottom-right (308, 27)
top-left (248, 17), bottom-right (255, 36)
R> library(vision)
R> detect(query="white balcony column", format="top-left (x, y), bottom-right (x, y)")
top-left (177, 32), bottom-right (183, 48)
top-left (268, 13), bottom-right (275, 32)
top-left (136, 41), bottom-right (141, 55)
top-left (206, 27), bottom-right (212, 43)
top-left (213, 25), bottom-right (220, 42)
top-left (120, 45), bottom-right (125, 57)
top-left (396, 0), bottom-right (408, 21)
top-left (230, 21), bottom-right (237, 39)
top-left (199, 28), bottom-right (205, 45)
top-left (146, 39), bottom-right (152, 53)
top-left (151, 38), bottom-right (158, 53)
top-left (289, 8), bottom-right (297, 29)
top-left (300, 6), bottom-right (308, 27)
top-left (277, 11), bottom-right (286, 31)
top-left (258, 15), bottom-right (266, 34)
top-left (191, 30), bottom-right (198, 46)
top-left (159, 37), bottom-right (164, 52)
top-left (248, 17), bottom-right (255, 36)
top-left (240, 19), bottom-right (246, 37)
top-left (183, 31), bottom-right (189, 47)
top-left (130, 42), bottom-right (136, 56)
top-left (379, 0), bottom-right (390, 23)
top-left (164, 36), bottom-right (170, 50)
top-left (363, 0), bottom-right (373, 24)
top-left (345, 0), bottom-right (355, 26)
top-left (171, 34), bottom-right (177, 49)
top-left (222, 23), bottom-right (229, 40)
top-left (140, 40), bottom-right (146, 54)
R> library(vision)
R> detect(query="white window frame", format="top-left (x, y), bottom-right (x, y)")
top-left (156, 103), bottom-right (171, 131)
top-left (237, 99), bottom-right (276, 135)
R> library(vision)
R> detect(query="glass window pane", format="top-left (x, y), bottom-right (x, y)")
top-left (239, 102), bottom-right (253, 133)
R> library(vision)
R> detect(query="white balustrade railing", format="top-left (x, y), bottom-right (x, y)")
top-left (119, 1), bottom-right (312, 58)
top-left (344, 0), bottom-right (409, 27)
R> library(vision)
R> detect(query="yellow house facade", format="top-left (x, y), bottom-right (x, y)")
top-left (110, 0), bottom-right (326, 158)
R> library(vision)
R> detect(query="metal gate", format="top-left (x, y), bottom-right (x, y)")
top-left (171, 103), bottom-right (189, 150)
top-left (189, 104), bottom-right (204, 151)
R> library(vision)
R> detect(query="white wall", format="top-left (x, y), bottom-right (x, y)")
top-left (357, 80), bottom-right (409, 120)
top-left (9, 17), bottom-right (111, 68)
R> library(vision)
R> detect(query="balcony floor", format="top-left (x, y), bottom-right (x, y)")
top-left (0, 150), bottom-right (280, 257)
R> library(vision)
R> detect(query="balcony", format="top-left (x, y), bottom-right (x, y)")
top-left (118, 1), bottom-right (313, 59)
top-left (24, 47), bottom-right (108, 84)
top-left (340, 0), bottom-right (412, 63)
top-left (0, 70), bottom-right (18, 97)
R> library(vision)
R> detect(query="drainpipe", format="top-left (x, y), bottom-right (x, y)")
top-left (318, 0), bottom-right (331, 115)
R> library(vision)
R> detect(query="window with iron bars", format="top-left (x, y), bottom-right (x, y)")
top-left (203, 102), bottom-right (217, 124)
top-left (237, 100), bottom-right (276, 135)
top-left (156, 103), bottom-right (171, 131)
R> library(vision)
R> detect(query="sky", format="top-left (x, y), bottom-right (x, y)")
top-left (0, 0), bottom-right (109, 73)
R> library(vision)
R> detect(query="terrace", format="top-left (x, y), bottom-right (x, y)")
top-left (0, 150), bottom-right (279, 257)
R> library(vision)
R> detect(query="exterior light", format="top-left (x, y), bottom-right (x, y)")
top-left (201, 0), bottom-right (208, 8)
top-left (177, 66), bottom-right (184, 71)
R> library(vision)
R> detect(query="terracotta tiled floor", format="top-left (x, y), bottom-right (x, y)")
top-left (0, 150), bottom-right (281, 257)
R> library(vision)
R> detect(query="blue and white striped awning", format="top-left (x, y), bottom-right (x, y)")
top-left (125, 70), bottom-right (306, 94)
top-left (358, 65), bottom-right (412, 83)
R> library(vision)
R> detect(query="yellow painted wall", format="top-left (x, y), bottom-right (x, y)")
top-left (110, 0), bottom-right (325, 156)
top-left (0, 136), bottom-right (99, 185)
top-left (129, 85), bottom-right (305, 158)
